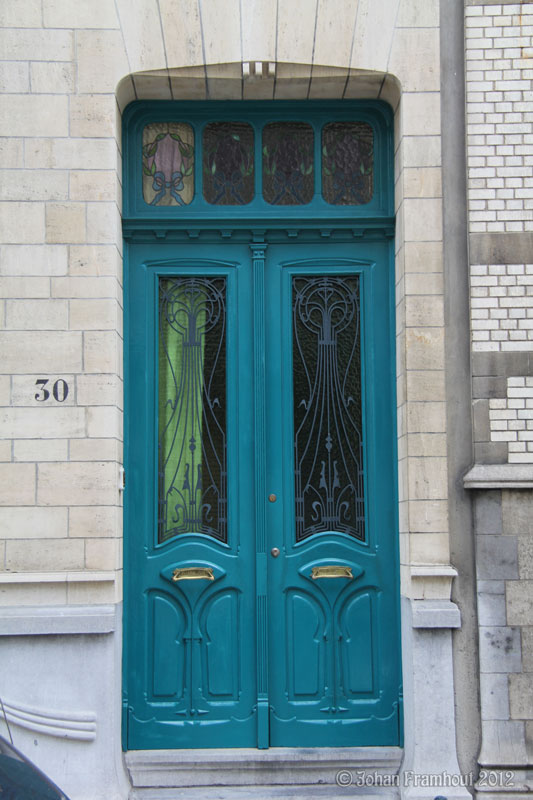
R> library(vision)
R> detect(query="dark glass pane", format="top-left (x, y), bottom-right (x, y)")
top-left (203, 122), bottom-right (254, 205)
top-left (143, 123), bottom-right (194, 206)
top-left (262, 122), bottom-right (314, 205)
top-left (292, 276), bottom-right (364, 541)
top-left (322, 122), bottom-right (373, 205)
top-left (158, 277), bottom-right (227, 543)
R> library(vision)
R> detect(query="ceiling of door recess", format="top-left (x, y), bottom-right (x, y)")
top-left (107, 0), bottom-right (438, 110)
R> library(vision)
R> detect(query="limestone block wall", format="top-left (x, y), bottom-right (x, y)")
top-left (0, 3), bottom-right (124, 607)
top-left (0, 0), bottom-right (450, 610)
top-left (473, 489), bottom-right (533, 772)
top-left (465, 0), bottom-right (533, 786)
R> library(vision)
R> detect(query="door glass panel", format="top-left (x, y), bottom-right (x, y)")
top-left (322, 122), bottom-right (373, 205)
top-left (158, 277), bottom-right (227, 543)
top-left (262, 122), bottom-right (314, 205)
top-left (292, 275), bottom-right (365, 541)
top-left (203, 122), bottom-right (254, 205)
top-left (143, 123), bottom-right (194, 206)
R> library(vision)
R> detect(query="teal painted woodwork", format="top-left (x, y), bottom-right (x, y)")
top-left (126, 248), bottom-right (257, 748)
top-left (123, 102), bottom-right (401, 751)
top-left (265, 243), bottom-right (399, 746)
top-left (124, 236), bottom-right (400, 749)
top-left (122, 100), bottom-right (394, 227)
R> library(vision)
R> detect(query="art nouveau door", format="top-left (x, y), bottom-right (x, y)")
top-left (265, 242), bottom-right (400, 747)
top-left (124, 237), bottom-right (401, 750)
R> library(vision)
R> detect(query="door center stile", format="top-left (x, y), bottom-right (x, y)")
top-left (251, 240), bottom-right (269, 749)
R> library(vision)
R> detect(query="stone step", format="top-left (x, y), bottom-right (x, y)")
top-left (126, 747), bottom-right (403, 800)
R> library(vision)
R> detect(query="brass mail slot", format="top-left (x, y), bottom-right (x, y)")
top-left (311, 566), bottom-right (353, 580)
top-left (172, 567), bottom-right (214, 582)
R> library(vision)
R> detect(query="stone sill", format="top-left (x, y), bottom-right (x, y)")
top-left (463, 463), bottom-right (533, 489)
top-left (411, 565), bottom-right (458, 578)
top-left (0, 570), bottom-right (115, 584)
top-left (411, 600), bottom-right (461, 629)
top-left (0, 603), bottom-right (117, 635)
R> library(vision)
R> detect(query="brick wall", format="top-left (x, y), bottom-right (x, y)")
top-left (466, 2), bottom-right (533, 235)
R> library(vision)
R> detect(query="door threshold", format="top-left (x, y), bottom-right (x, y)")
top-left (130, 788), bottom-right (400, 800)
top-left (126, 746), bottom-right (403, 797)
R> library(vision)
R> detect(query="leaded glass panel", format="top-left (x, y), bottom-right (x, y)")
top-left (158, 277), bottom-right (227, 542)
top-left (322, 122), bottom-right (373, 205)
top-left (262, 122), bottom-right (314, 205)
top-left (203, 122), bottom-right (254, 205)
top-left (292, 276), bottom-right (364, 541)
top-left (143, 123), bottom-right (194, 206)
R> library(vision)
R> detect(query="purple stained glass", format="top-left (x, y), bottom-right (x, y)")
top-left (203, 122), bottom-right (254, 205)
top-left (322, 122), bottom-right (373, 205)
top-left (262, 122), bottom-right (314, 205)
top-left (142, 123), bottom-right (194, 206)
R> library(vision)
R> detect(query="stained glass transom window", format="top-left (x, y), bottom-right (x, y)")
top-left (138, 115), bottom-right (379, 211)
top-left (262, 122), bottom-right (314, 205)
top-left (322, 122), bottom-right (373, 205)
top-left (203, 122), bottom-right (254, 205)
top-left (158, 277), bottom-right (227, 543)
top-left (292, 275), bottom-right (365, 541)
top-left (142, 123), bottom-right (194, 207)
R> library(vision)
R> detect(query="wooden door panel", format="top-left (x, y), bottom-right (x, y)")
top-left (201, 590), bottom-right (240, 699)
top-left (286, 590), bottom-right (326, 699)
top-left (338, 591), bottom-right (375, 695)
top-left (150, 592), bottom-right (186, 700)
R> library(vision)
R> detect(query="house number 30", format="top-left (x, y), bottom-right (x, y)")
top-left (35, 378), bottom-right (69, 403)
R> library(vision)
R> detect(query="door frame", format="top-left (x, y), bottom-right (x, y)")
top-left (122, 100), bottom-right (401, 751)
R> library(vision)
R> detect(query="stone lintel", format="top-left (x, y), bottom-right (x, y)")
top-left (469, 233), bottom-right (533, 265)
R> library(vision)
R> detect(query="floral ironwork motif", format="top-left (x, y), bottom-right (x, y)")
top-left (292, 276), bottom-right (365, 541)
top-left (262, 122), bottom-right (314, 205)
top-left (143, 123), bottom-right (194, 206)
top-left (203, 122), bottom-right (254, 205)
top-left (322, 122), bottom-right (373, 205)
top-left (158, 277), bottom-right (227, 542)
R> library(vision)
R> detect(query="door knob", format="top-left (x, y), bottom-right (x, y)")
top-left (271, 547), bottom-right (280, 558)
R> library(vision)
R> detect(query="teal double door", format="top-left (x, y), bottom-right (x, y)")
top-left (124, 234), bottom-right (401, 750)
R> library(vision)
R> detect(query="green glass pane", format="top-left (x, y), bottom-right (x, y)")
top-left (158, 277), bottom-right (227, 542)
top-left (262, 122), bottom-right (314, 205)
top-left (322, 122), bottom-right (373, 205)
top-left (203, 122), bottom-right (254, 205)
top-left (142, 122), bottom-right (194, 207)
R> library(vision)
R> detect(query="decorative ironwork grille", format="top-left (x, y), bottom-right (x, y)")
top-left (158, 277), bottom-right (227, 542)
top-left (203, 122), bottom-right (254, 205)
top-left (322, 122), bottom-right (373, 205)
top-left (262, 122), bottom-right (314, 205)
top-left (292, 275), bottom-right (365, 541)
